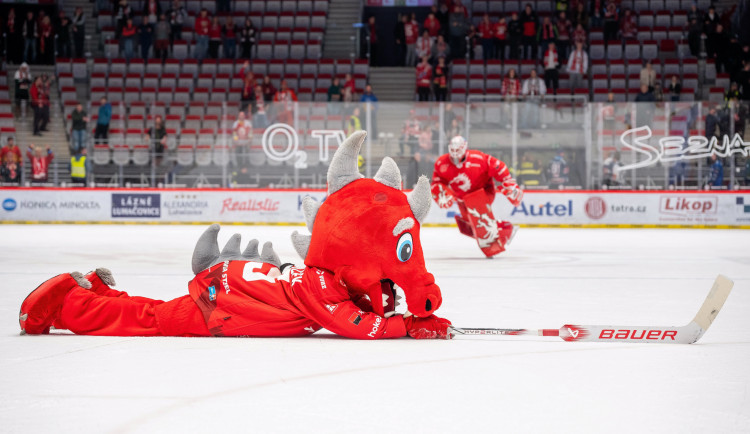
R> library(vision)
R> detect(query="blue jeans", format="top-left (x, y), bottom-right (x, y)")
top-left (24, 38), bottom-right (37, 63)
top-left (72, 129), bottom-right (86, 154)
top-left (123, 38), bottom-right (134, 61)
top-left (141, 41), bottom-right (152, 60)
top-left (196, 35), bottom-right (209, 60)
top-left (254, 113), bottom-right (268, 129)
top-left (223, 39), bottom-right (236, 59)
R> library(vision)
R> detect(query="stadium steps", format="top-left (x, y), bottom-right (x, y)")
top-left (7, 65), bottom-right (74, 183)
top-left (367, 67), bottom-right (418, 156)
top-left (368, 67), bottom-right (416, 101)
top-left (322, 0), bottom-right (362, 59)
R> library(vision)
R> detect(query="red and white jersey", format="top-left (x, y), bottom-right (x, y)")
top-left (431, 150), bottom-right (512, 200)
top-left (188, 261), bottom-right (406, 339)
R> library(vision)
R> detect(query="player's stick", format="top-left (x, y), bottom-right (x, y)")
top-left (451, 275), bottom-right (733, 344)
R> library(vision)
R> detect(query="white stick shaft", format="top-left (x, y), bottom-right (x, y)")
top-left (453, 275), bottom-right (734, 345)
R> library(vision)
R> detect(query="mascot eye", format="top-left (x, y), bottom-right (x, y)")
top-left (396, 233), bottom-right (413, 262)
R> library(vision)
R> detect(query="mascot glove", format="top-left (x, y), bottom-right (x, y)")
top-left (501, 179), bottom-right (523, 207)
top-left (404, 314), bottom-right (453, 339)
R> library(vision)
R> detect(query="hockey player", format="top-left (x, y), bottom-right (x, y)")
top-left (431, 135), bottom-right (523, 257)
top-left (19, 132), bottom-right (452, 340)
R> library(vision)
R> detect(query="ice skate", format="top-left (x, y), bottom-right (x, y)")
top-left (19, 273), bottom-right (87, 335)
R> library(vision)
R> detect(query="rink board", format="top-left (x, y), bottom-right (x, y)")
top-left (1, 188), bottom-right (749, 227)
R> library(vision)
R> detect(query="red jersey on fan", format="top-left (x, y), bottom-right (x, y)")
top-left (188, 261), bottom-right (407, 339)
top-left (478, 21), bottom-right (494, 39)
top-left (195, 16), bottom-right (210, 36)
top-left (431, 150), bottom-right (512, 200)
top-left (404, 21), bottom-right (418, 44)
top-left (424, 16), bottom-right (440, 37)
top-left (416, 62), bottom-right (432, 88)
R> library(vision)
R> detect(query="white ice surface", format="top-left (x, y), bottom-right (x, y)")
top-left (1, 225), bottom-right (748, 434)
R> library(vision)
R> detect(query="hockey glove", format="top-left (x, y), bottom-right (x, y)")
top-left (500, 179), bottom-right (523, 207)
top-left (403, 314), bottom-right (453, 339)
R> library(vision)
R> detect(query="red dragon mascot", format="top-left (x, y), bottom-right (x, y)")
top-left (19, 131), bottom-right (453, 340)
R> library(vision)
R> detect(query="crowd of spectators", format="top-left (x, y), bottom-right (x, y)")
top-left (1, 6), bottom-right (85, 65)
top-left (105, 0), bottom-right (257, 63)
top-left (0, 137), bottom-right (57, 185)
top-left (375, 0), bottom-right (750, 103)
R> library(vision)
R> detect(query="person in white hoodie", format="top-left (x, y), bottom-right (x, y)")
top-left (14, 62), bottom-right (32, 109)
top-left (521, 69), bottom-right (546, 128)
top-left (566, 41), bottom-right (588, 92)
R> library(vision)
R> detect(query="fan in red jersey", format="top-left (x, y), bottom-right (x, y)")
top-left (431, 135), bottom-right (523, 257)
top-left (19, 131), bottom-right (452, 340)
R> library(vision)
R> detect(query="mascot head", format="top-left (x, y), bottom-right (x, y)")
top-left (291, 131), bottom-right (441, 318)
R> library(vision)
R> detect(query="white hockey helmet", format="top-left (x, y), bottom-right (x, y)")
top-left (448, 135), bottom-right (468, 164)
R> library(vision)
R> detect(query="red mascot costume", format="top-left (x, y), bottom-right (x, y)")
top-left (19, 131), bottom-right (453, 340)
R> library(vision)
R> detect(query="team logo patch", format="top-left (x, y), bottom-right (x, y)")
top-left (349, 313), bottom-right (362, 325)
top-left (450, 173), bottom-right (472, 192)
top-left (585, 197), bottom-right (607, 220)
top-left (208, 286), bottom-right (217, 301)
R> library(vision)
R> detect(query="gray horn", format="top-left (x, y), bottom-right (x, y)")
top-left (406, 176), bottom-right (431, 223)
top-left (192, 224), bottom-right (221, 274)
top-left (374, 157), bottom-right (402, 190)
top-left (260, 242), bottom-right (282, 267)
top-left (242, 239), bottom-right (261, 261)
top-left (327, 130), bottom-right (366, 195)
top-left (291, 231), bottom-right (311, 260)
top-left (215, 233), bottom-right (243, 265)
top-left (301, 196), bottom-right (321, 232)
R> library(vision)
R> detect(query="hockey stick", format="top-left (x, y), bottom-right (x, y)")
top-left (452, 275), bottom-right (734, 344)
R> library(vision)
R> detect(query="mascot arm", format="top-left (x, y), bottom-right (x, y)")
top-left (350, 293), bottom-right (374, 312)
top-left (317, 301), bottom-right (407, 340)
top-left (294, 268), bottom-right (407, 340)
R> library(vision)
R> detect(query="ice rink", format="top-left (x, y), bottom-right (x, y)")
top-left (1, 224), bottom-right (748, 433)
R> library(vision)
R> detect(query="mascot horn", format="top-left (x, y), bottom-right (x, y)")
top-left (290, 131), bottom-right (441, 318)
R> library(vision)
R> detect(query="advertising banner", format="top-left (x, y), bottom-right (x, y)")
top-left (1, 189), bottom-right (748, 227)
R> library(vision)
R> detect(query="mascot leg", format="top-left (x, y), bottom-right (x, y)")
top-left (57, 289), bottom-right (209, 337)
top-left (51, 269), bottom-right (166, 330)
top-left (83, 268), bottom-right (165, 305)
top-left (21, 273), bottom-right (210, 337)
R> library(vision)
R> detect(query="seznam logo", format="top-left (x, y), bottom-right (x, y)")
top-left (584, 197), bottom-right (607, 220)
top-left (659, 196), bottom-right (717, 216)
top-left (2, 198), bottom-right (17, 211)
